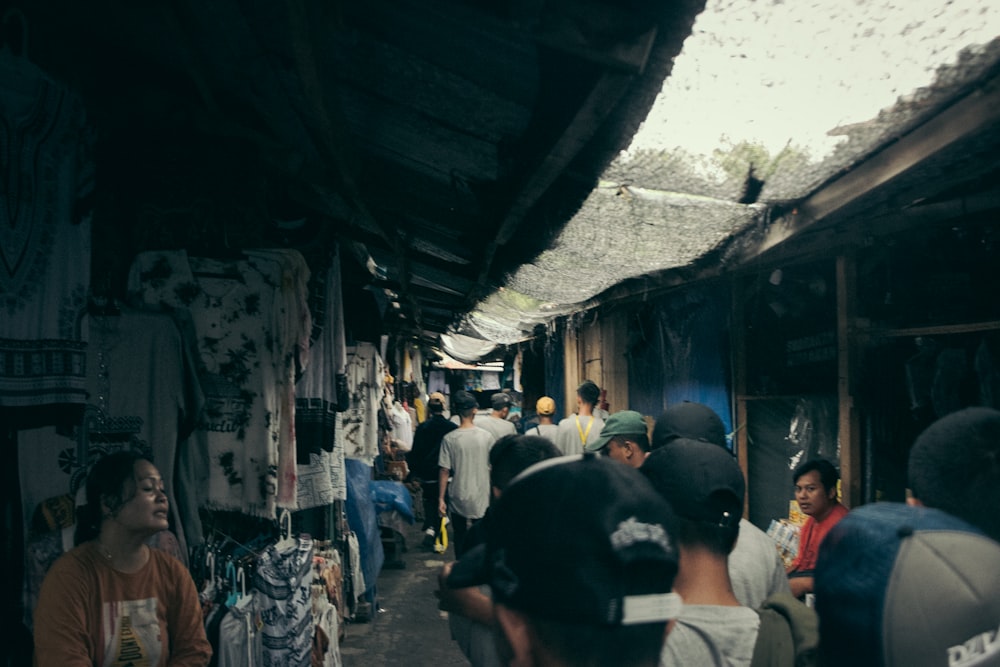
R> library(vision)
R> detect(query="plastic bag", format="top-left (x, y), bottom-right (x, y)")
top-left (434, 516), bottom-right (449, 553)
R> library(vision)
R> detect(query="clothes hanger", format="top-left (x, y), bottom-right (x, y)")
top-left (225, 560), bottom-right (240, 607)
top-left (234, 566), bottom-right (254, 610)
top-left (204, 550), bottom-right (218, 593)
top-left (274, 508), bottom-right (296, 551)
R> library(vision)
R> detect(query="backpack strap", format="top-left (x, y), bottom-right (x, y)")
top-left (751, 606), bottom-right (795, 667)
top-left (750, 593), bottom-right (819, 667)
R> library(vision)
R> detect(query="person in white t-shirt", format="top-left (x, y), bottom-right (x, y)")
top-left (439, 391), bottom-right (496, 557)
top-left (555, 380), bottom-right (604, 455)
top-left (524, 396), bottom-right (559, 443)
top-left (475, 392), bottom-right (517, 442)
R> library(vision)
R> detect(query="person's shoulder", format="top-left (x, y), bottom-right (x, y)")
top-left (681, 604), bottom-right (760, 625)
top-left (473, 426), bottom-right (498, 443)
top-left (425, 415), bottom-right (457, 431)
top-left (148, 546), bottom-right (191, 574)
top-left (662, 615), bottom-right (732, 663)
top-left (48, 543), bottom-right (96, 575)
top-left (733, 519), bottom-right (786, 567)
top-left (672, 605), bottom-right (761, 665)
top-left (450, 425), bottom-right (491, 441)
top-left (821, 504), bottom-right (849, 525)
top-left (738, 518), bottom-right (776, 546)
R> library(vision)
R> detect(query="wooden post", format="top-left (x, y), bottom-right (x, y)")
top-left (563, 325), bottom-right (580, 419)
top-left (600, 310), bottom-right (630, 414)
top-left (836, 254), bottom-right (862, 508)
top-left (582, 318), bottom-right (603, 393)
top-left (732, 277), bottom-right (750, 518)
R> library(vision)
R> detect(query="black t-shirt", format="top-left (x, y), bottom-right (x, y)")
top-left (406, 414), bottom-right (458, 481)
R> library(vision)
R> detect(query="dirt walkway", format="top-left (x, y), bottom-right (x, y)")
top-left (339, 517), bottom-right (470, 665)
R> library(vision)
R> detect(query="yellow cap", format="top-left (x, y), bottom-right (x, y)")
top-left (536, 396), bottom-right (556, 415)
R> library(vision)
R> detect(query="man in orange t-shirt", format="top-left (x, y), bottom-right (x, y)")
top-left (787, 458), bottom-right (848, 600)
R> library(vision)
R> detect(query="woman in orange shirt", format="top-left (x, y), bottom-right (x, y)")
top-left (34, 450), bottom-right (211, 666)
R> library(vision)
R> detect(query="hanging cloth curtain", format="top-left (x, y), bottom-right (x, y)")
top-left (0, 12), bottom-right (95, 408)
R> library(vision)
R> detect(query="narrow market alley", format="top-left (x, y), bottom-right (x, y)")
top-left (6, 4), bottom-right (1000, 666)
top-left (339, 518), bottom-right (469, 666)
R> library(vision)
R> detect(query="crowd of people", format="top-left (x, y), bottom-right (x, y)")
top-left (28, 380), bottom-right (1000, 666)
top-left (419, 382), bottom-right (1000, 667)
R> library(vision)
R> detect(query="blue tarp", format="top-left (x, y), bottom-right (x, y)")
top-left (545, 334), bottom-right (566, 419)
top-left (628, 284), bottom-right (734, 445)
top-left (344, 458), bottom-right (384, 603)
top-left (370, 480), bottom-right (414, 523)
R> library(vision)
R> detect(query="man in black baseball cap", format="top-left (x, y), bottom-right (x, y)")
top-left (651, 401), bottom-right (728, 450)
top-left (651, 401), bottom-right (790, 610)
top-left (474, 392), bottom-right (517, 442)
top-left (448, 454), bottom-right (681, 667)
top-left (641, 439), bottom-right (763, 665)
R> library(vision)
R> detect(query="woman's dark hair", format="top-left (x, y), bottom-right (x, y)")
top-left (74, 450), bottom-right (147, 545)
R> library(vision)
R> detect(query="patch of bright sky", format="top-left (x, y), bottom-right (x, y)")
top-left (625, 0), bottom-right (1000, 161)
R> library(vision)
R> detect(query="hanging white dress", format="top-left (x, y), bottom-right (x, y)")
top-left (127, 250), bottom-right (303, 518)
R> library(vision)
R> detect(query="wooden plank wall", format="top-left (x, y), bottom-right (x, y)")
top-left (562, 326), bottom-right (581, 419)
top-left (562, 310), bottom-right (631, 418)
top-left (599, 311), bottom-right (630, 415)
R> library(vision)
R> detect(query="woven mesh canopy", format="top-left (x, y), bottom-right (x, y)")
top-left (442, 0), bottom-right (1000, 359)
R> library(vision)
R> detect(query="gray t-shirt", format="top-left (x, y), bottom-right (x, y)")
top-left (729, 519), bottom-right (791, 610)
top-left (526, 422), bottom-right (559, 443)
top-left (474, 414), bottom-right (516, 441)
top-left (660, 604), bottom-right (760, 667)
top-left (439, 427), bottom-right (494, 519)
top-left (555, 414), bottom-right (605, 455)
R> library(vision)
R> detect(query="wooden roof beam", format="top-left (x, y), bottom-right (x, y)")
top-left (475, 67), bottom-right (640, 290)
top-left (758, 81), bottom-right (1000, 257)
